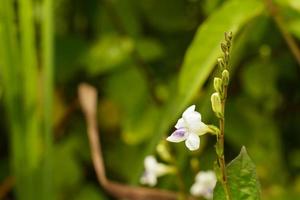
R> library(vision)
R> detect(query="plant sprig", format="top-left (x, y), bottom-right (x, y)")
top-left (212, 32), bottom-right (233, 200)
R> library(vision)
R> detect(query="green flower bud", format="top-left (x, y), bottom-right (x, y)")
top-left (224, 52), bottom-right (230, 64)
top-left (217, 58), bottom-right (225, 69)
top-left (213, 77), bottom-right (223, 94)
top-left (156, 141), bottom-right (172, 162)
top-left (222, 70), bottom-right (229, 86)
top-left (225, 31), bottom-right (233, 42)
top-left (211, 92), bottom-right (223, 118)
top-left (221, 42), bottom-right (227, 53)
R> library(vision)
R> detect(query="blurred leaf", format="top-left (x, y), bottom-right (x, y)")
top-left (226, 97), bottom-right (285, 183)
top-left (179, 0), bottom-right (263, 97)
top-left (213, 147), bottom-right (261, 200)
top-left (75, 185), bottom-right (107, 200)
top-left (105, 67), bottom-right (159, 144)
top-left (55, 36), bottom-right (88, 83)
top-left (105, 67), bottom-right (147, 112)
top-left (135, 38), bottom-right (165, 61)
top-left (138, 0), bottom-right (198, 32)
top-left (53, 134), bottom-right (85, 194)
top-left (109, 0), bottom-right (142, 36)
top-left (122, 104), bottom-right (159, 144)
top-left (201, 0), bottom-right (224, 16)
top-left (284, 8), bottom-right (300, 39)
top-left (83, 35), bottom-right (134, 75)
top-left (241, 59), bottom-right (281, 112)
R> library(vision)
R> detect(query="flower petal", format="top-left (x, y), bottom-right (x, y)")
top-left (140, 172), bottom-right (157, 186)
top-left (175, 118), bottom-right (185, 129)
top-left (185, 133), bottom-right (200, 151)
top-left (182, 105), bottom-right (196, 119)
top-left (196, 171), bottom-right (217, 188)
top-left (155, 163), bottom-right (169, 176)
top-left (144, 156), bottom-right (157, 171)
top-left (166, 128), bottom-right (187, 143)
top-left (190, 182), bottom-right (205, 197)
top-left (194, 122), bottom-right (210, 136)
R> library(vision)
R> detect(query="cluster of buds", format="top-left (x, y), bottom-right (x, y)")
top-left (211, 32), bottom-right (232, 118)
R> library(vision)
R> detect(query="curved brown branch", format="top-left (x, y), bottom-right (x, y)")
top-left (78, 83), bottom-right (196, 200)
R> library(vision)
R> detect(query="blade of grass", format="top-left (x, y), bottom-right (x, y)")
top-left (0, 0), bottom-right (24, 196)
top-left (18, 0), bottom-right (40, 199)
top-left (41, 0), bottom-right (54, 199)
top-left (0, 0), bottom-right (26, 199)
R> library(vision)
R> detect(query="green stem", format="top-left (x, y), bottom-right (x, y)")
top-left (216, 86), bottom-right (231, 200)
top-left (41, 0), bottom-right (54, 199)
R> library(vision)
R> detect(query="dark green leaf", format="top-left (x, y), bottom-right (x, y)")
top-left (213, 147), bottom-right (261, 200)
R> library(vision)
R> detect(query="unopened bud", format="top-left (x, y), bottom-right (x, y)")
top-left (217, 58), bottom-right (225, 69)
top-left (225, 32), bottom-right (233, 42)
top-left (221, 42), bottom-right (227, 53)
top-left (224, 52), bottom-right (230, 64)
top-left (156, 141), bottom-right (172, 162)
top-left (222, 70), bottom-right (229, 86)
top-left (211, 92), bottom-right (223, 118)
top-left (213, 77), bottom-right (223, 94)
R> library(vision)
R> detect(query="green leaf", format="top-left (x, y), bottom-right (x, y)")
top-left (179, 0), bottom-right (263, 99)
top-left (138, 0), bottom-right (198, 32)
top-left (75, 185), bottom-right (107, 200)
top-left (83, 35), bottom-right (134, 75)
top-left (213, 147), bottom-right (261, 200)
top-left (135, 38), bottom-right (165, 62)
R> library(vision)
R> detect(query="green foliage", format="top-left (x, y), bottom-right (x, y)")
top-left (1, 0), bottom-right (300, 199)
top-left (131, 0), bottom-right (264, 183)
top-left (214, 147), bottom-right (261, 200)
top-left (84, 35), bottom-right (134, 75)
top-left (179, 0), bottom-right (263, 98)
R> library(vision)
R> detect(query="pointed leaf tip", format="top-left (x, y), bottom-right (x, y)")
top-left (213, 146), bottom-right (261, 200)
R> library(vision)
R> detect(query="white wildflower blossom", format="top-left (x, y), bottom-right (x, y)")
top-left (190, 170), bottom-right (217, 199)
top-left (166, 105), bottom-right (209, 151)
top-left (140, 155), bottom-right (171, 186)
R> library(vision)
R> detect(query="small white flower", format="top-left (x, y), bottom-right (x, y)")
top-left (166, 105), bottom-right (209, 151)
top-left (190, 170), bottom-right (217, 199)
top-left (140, 155), bottom-right (171, 186)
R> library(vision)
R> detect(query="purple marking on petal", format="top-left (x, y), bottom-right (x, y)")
top-left (173, 128), bottom-right (186, 137)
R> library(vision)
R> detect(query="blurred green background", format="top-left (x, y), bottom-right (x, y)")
top-left (1, 0), bottom-right (300, 199)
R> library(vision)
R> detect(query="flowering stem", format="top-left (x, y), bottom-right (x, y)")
top-left (216, 86), bottom-right (231, 200)
top-left (212, 32), bottom-right (233, 200)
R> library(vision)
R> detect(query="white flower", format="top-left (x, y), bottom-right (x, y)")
top-left (166, 105), bottom-right (209, 151)
top-left (140, 155), bottom-right (170, 186)
top-left (190, 170), bottom-right (217, 199)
